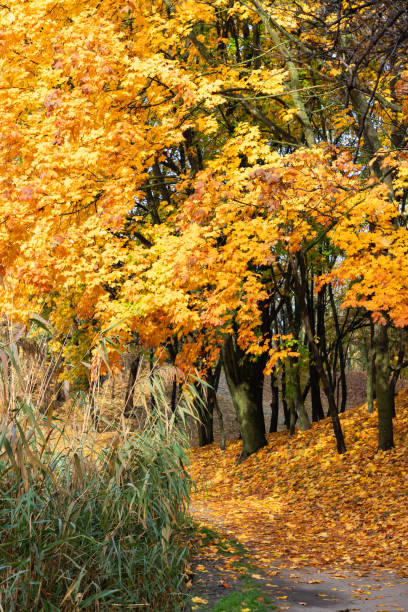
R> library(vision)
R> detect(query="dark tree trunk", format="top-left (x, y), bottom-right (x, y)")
top-left (310, 360), bottom-right (324, 421)
top-left (222, 336), bottom-right (266, 460)
top-left (317, 286), bottom-right (332, 392)
top-left (375, 324), bottom-right (394, 451)
top-left (338, 346), bottom-right (347, 414)
top-left (307, 275), bottom-right (324, 422)
top-left (315, 351), bottom-right (346, 453)
top-left (367, 319), bottom-right (376, 413)
top-left (328, 286), bottom-right (348, 414)
top-left (281, 362), bottom-right (290, 429)
top-left (196, 390), bottom-right (214, 447)
top-left (329, 285), bottom-right (347, 412)
top-left (290, 357), bottom-right (311, 432)
top-left (170, 374), bottom-right (178, 413)
top-left (285, 279), bottom-right (311, 433)
top-left (124, 355), bottom-right (140, 417)
top-left (149, 349), bottom-right (156, 410)
top-left (196, 361), bottom-right (225, 448)
top-left (269, 367), bottom-right (280, 433)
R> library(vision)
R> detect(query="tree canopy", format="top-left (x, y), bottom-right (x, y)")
top-left (1, 0), bottom-right (408, 457)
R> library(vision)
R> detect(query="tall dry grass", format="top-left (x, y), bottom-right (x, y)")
top-left (0, 319), bottom-right (195, 611)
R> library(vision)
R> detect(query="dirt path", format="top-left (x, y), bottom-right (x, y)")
top-left (190, 503), bottom-right (408, 612)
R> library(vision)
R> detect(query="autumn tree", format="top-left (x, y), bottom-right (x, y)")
top-left (2, 0), bottom-right (408, 458)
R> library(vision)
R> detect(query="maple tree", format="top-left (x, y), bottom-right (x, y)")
top-left (128, 2), bottom-right (408, 457)
top-left (1, 0), bottom-right (408, 460)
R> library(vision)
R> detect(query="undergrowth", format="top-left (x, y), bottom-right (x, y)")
top-left (0, 328), bottom-right (196, 611)
top-left (0, 414), bottom-right (191, 610)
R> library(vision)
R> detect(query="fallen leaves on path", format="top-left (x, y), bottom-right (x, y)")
top-left (189, 394), bottom-right (408, 574)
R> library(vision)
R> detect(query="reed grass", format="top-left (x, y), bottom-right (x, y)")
top-left (0, 322), bottom-right (194, 611)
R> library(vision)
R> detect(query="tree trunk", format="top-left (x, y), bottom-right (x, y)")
top-left (227, 379), bottom-right (266, 459)
top-left (170, 374), bottom-right (179, 413)
top-left (289, 253), bottom-right (346, 453)
top-left (309, 359), bottom-right (324, 421)
top-left (367, 320), bottom-right (375, 414)
top-left (281, 362), bottom-right (290, 429)
top-left (290, 357), bottom-right (311, 432)
top-left (269, 367), bottom-right (280, 433)
top-left (375, 324), bottom-right (394, 451)
top-left (197, 361), bottom-right (226, 448)
top-left (328, 285), bottom-right (348, 414)
top-left (149, 349), bottom-right (156, 410)
top-left (124, 355), bottom-right (140, 417)
top-left (222, 336), bottom-right (266, 460)
top-left (338, 343), bottom-right (347, 414)
top-left (307, 277), bottom-right (324, 422)
top-left (196, 391), bottom-right (214, 447)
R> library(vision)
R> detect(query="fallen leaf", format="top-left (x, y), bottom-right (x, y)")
top-left (191, 596), bottom-right (208, 605)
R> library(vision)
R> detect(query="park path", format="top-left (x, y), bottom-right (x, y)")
top-left (190, 502), bottom-right (408, 612)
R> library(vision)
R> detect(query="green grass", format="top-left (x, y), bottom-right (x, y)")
top-left (191, 527), bottom-right (275, 612)
top-left (195, 525), bottom-right (249, 559)
top-left (208, 585), bottom-right (274, 612)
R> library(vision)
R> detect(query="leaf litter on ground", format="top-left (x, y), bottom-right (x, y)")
top-left (189, 394), bottom-right (408, 576)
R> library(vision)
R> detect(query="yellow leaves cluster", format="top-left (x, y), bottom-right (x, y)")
top-left (131, 143), bottom-right (373, 370)
top-left (242, 69), bottom-right (286, 97)
top-left (264, 334), bottom-right (300, 374)
top-left (322, 162), bottom-right (408, 325)
top-left (0, 0), bottom-right (248, 365)
top-left (0, 0), bottom-right (297, 367)
top-left (211, 0), bottom-right (258, 22)
top-left (329, 109), bottom-right (356, 134)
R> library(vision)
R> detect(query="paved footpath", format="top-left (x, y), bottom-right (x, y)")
top-left (190, 505), bottom-right (408, 611)
top-left (260, 565), bottom-right (408, 611)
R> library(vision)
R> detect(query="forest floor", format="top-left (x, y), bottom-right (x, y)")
top-left (187, 394), bottom-right (408, 611)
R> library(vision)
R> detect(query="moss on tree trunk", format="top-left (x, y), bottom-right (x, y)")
top-left (222, 336), bottom-right (267, 460)
top-left (375, 324), bottom-right (394, 451)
